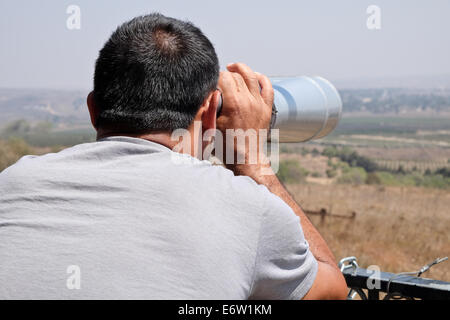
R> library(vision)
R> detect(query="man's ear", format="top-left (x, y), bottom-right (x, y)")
top-left (87, 91), bottom-right (100, 130)
top-left (200, 90), bottom-right (220, 132)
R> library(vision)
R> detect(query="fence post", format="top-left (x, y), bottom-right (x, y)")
top-left (320, 208), bottom-right (327, 225)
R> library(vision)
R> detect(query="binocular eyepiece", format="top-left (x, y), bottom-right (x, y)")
top-left (217, 76), bottom-right (343, 143)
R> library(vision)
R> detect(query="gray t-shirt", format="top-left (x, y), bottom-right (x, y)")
top-left (0, 136), bottom-right (317, 299)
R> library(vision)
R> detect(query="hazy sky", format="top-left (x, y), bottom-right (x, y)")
top-left (1, 0), bottom-right (449, 90)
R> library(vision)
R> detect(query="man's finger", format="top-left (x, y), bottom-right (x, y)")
top-left (226, 63), bottom-right (260, 96)
top-left (218, 71), bottom-right (237, 96)
top-left (231, 72), bottom-right (248, 93)
top-left (255, 72), bottom-right (274, 107)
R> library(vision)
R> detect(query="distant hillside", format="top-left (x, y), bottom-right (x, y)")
top-left (1, 86), bottom-right (450, 132)
top-left (0, 88), bottom-right (90, 127)
top-left (334, 74), bottom-right (450, 90)
top-left (340, 88), bottom-right (450, 114)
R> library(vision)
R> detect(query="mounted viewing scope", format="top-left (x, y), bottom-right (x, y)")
top-left (217, 76), bottom-right (343, 143)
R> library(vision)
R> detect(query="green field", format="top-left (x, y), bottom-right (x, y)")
top-left (318, 116), bottom-right (450, 149)
top-left (330, 116), bottom-right (450, 136)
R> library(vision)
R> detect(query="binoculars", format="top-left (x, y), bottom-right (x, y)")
top-left (217, 76), bottom-right (343, 143)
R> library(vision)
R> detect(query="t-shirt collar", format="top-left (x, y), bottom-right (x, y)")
top-left (97, 136), bottom-right (173, 153)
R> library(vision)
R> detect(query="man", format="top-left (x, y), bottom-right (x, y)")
top-left (0, 13), bottom-right (347, 299)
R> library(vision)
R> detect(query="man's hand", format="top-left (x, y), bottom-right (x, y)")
top-left (216, 63), bottom-right (274, 175)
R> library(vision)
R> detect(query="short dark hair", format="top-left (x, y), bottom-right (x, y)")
top-left (93, 13), bottom-right (219, 133)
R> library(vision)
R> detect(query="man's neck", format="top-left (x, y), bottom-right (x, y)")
top-left (97, 130), bottom-right (179, 150)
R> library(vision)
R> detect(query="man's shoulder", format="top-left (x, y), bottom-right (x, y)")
top-left (162, 154), bottom-right (271, 207)
top-left (0, 141), bottom-right (112, 187)
top-left (177, 158), bottom-right (269, 196)
top-left (0, 154), bottom-right (40, 178)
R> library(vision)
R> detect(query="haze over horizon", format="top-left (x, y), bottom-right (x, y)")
top-left (1, 0), bottom-right (450, 90)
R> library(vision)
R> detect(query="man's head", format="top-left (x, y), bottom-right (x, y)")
top-left (88, 13), bottom-right (220, 137)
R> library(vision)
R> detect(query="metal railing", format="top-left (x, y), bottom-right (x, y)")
top-left (339, 256), bottom-right (450, 300)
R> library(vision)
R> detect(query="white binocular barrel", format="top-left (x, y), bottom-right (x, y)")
top-left (216, 76), bottom-right (343, 143)
top-left (271, 76), bottom-right (343, 142)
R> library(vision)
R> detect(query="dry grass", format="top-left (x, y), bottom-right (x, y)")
top-left (0, 139), bottom-right (57, 172)
top-left (285, 183), bottom-right (450, 282)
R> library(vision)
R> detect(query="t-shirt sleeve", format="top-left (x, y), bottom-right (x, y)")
top-left (248, 187), bottom-right (318, 300)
